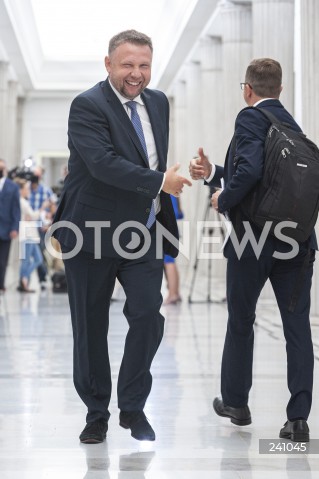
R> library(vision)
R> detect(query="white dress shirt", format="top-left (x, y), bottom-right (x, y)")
top-left (108, 80), bottom-right (164, 214)
top-left (0, 176), bottom-right (6, 192)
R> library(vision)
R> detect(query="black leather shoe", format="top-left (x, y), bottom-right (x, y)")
top-left (119, 411), bottom-right (155, 441)
top-left (279, 420), bottom-right (309, 442)
top-left (213, 397), bottom-right (252, 426)
top-left (79, 418), bottom-right (108, 444)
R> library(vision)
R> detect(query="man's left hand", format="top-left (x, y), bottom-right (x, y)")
top-left (211, 190), bottom-right (221, 211)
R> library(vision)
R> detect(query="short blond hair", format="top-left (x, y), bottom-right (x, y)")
top-left (108, 29), bottom-right (153, 56)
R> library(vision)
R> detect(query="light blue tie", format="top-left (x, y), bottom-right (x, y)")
top-left (126, 100), bottom-right (156, 229)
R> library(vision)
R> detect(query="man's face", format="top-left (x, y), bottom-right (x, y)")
top-left (105, 42), bottom-right (152, 99)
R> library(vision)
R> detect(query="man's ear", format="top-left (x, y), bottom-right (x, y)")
top-left (104, 56), bottom-right (111, 73)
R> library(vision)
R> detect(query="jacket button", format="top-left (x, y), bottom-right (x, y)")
top-left (146, 208), bottom-right (150, 213)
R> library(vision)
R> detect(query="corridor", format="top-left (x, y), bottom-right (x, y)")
top-left (0, 269), bottom-right (318, 478)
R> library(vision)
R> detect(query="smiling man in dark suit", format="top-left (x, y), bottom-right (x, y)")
top-left (52, 30), bottom-right (191, 443)
top-left (190, 58), bottom-right (316, 442)
top-left (0, 159), bottom-right (20, 293)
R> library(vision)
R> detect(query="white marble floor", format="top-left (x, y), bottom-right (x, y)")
top-left (0, 266), bottom-right (318, 479)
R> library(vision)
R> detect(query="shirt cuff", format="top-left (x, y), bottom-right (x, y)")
top-left (158, 172), bottom-right (166, 193)
top-left (204, 164), bottom-right (216, 183)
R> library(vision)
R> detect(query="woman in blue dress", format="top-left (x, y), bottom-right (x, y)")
top-left (163, 195), bottom-right (183, 304)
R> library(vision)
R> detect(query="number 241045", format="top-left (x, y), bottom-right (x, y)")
top-left (268, 442), bottom-right (307, 452)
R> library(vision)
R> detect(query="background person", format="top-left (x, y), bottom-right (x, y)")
top-left (52, 29), bottom-right (191, 444)
top-left (189, 58), bottom-right (316, 442)
top-left (163, 195), bottom-right (183, 305)
top-left (14, 178), bottom-right (48, 293)
top-left (0, 159), bottom-right (20, 293)
top-left (29, 166), bottom-right (57, 290)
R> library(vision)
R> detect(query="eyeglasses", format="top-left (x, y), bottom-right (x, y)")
top-left (240, 82), bottom-right (251, 90)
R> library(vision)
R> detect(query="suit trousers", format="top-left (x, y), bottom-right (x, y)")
top-left (221, 247), bottom-right (315, 420)
top-left (62, 244), bottom-right (165, 423)
top-left (36, 229), bottom-right (48, 282)
top-left (0, 239), bottom-right (12, 290)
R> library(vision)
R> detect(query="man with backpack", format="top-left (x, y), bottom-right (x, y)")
top-left (189, 58), bottom-right (317, 442)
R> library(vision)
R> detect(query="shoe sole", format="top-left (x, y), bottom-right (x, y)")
top-left (279, 432), bottom-right (310, 442)
top-left (213, 405), bottom-right (251, 426)
top-left (119, 421), bottom-right (155, 441)
top-left (79, 433), bottom-right (106, 444)
top-left (119, 420), bottom-right (129, 430)
top-left (80, 437), bottom-right (104, 444)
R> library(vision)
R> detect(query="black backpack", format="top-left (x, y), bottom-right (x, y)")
top-left (238, 107), bottom-right (319, 242)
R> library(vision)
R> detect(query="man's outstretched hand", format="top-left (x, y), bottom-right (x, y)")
top-left (163, 164), bottom-right (192, 197)
top-left (189, 147), bottom-right (212, 180)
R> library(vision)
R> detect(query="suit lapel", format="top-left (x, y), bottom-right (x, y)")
top-left (102, 80), bottom-right (149, 167)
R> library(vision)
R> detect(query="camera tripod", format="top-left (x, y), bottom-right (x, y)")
top-left (188, 193), bottom-right (226, 304)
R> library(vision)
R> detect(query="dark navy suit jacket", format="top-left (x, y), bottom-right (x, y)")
top-left (208, 99), bottom-right (317, 258)
top-left (0, 178), bottom-right (20, 240)
top-left (53, 78), bottom-right (178, 258)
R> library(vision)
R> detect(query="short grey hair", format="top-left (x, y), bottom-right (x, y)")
top-left (245, 58), bottom-right (282, 98)
top-left (108, 29), bottom-right (153, 55)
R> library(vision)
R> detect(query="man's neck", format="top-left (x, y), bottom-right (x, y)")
top-left (253, 97), bottom-right (278, 107)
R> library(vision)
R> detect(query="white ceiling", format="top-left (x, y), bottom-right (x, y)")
top-left (31, 0), bottom-right (174, 61)
top-left (0, 0), bottom-right (219, 95)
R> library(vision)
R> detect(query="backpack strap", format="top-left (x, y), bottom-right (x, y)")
top-left (254, 107), bottom-right (280, 124)
top-left (237, 105), bottom-right (279, 124)
top-left (239, 105), bottom-right (296, 130)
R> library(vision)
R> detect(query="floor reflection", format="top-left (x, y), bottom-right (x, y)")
top-left (82, 442), bottom-right (110, 479)
top-left (118, 451), bottom-right (155, 477)
top-left (82, 444), bottom-right (155, 479)
top-left (0, 272), bottom-right (318, 478)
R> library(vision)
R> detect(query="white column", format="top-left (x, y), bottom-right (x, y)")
top-left (7, 80), bottom-right (18, 168)
top-left (170, 79), bottom-right (193, 266)
top-left (16, 98), bottom-right (24, 168)
top-left (199, 35), bottom-right (226, 277)
top-left (300, 0), bottom-right (319, 144)
top-left (200, 35), bottom-right (224, 166)
top-left (0, 61), bottom-right (9, 160)
top-left (252, 0), bottom-right (295, 113)
top-left (300, 0), bottom-right (319, 316)
top-left (169, 79), bottom-right (188, 212)
top-left (170, 79), bottom-right (187, 169)
top-left (185, 61), bottom-right (202, 157)
top-left (221, 0), bottom-right (252, 142)
top-left (183, 61), bottom-right (203, 268)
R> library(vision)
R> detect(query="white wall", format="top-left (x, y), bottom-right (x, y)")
top-left (21, 94), bottom-right (74, 167)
